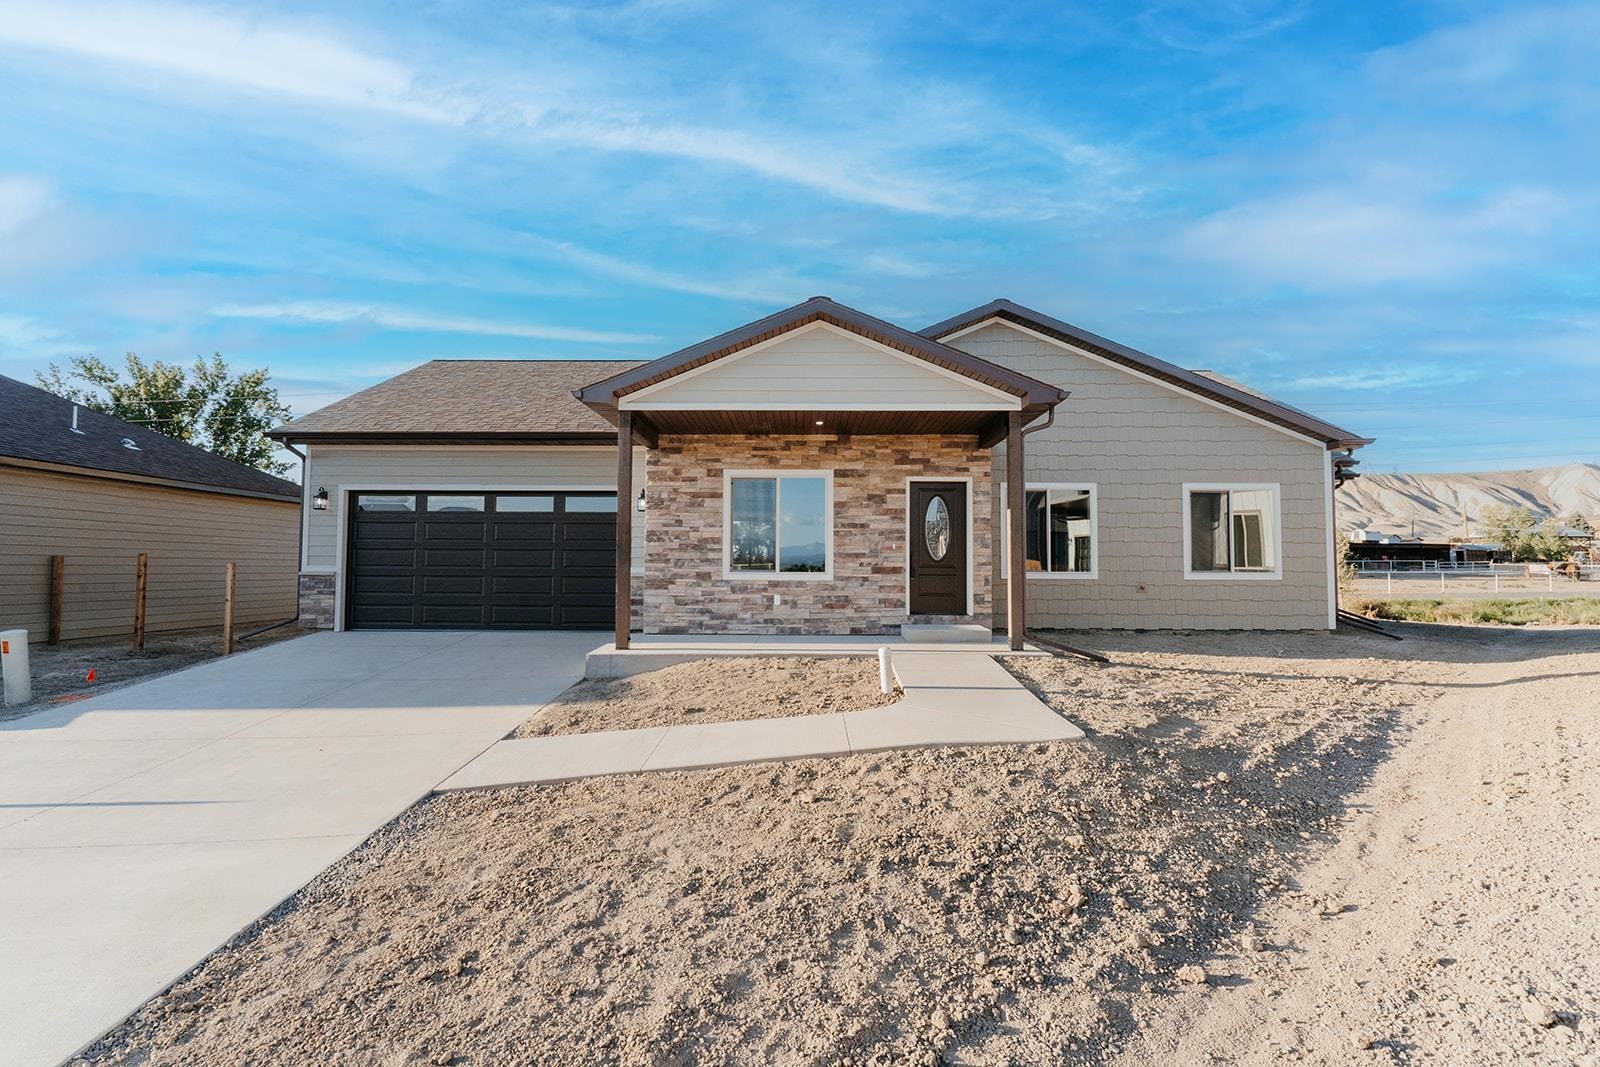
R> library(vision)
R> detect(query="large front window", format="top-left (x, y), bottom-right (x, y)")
top-left (725, 471), bottom-right (832, 577)
top-left (1186, 485), bottom-right (1280, 578)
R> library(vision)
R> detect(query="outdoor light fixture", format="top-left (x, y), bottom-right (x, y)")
top-left (312, 487), bottom-right (329, 511)
top-left (636, 489), bottom-right (647, 513)
top-left (815, 419), bottom-right (825, 426)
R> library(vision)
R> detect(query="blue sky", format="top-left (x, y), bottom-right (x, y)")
top-left (1, 0), bottom-right (1595, 473)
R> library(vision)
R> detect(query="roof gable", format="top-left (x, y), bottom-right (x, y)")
top-left (619, 320), bottom-right (1018, 411)
top-left (577, 296), bottom-right (1065, 417)
top-left (0, 374), bottom-right (300, 500)
top-left (921, 300), bottom-right (1372, 450)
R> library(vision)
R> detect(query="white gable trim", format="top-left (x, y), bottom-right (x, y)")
top-left (620, 320), bottom-right (1021, 411)
top-left (938, 316), bottom-right (1326, 449)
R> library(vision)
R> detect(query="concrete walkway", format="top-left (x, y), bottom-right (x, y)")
top-left (0, 630), bottom-right (603, 1067)
top-left (439, 650), bottom-right (1085, 791)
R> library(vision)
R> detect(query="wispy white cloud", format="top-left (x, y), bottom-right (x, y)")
top-left (0, 1), bottom-right (1130, 220)
top-left (1174, 180), bottom-right (1567, 288)
top-left (211, 301), bottom-right (654, 344)
top-left (1290, 363), bottom-right (1485, 391)
top-left (521, 236), bottom-right (800, 303)
top-left (0, 0), bottom-right (467, 123)
top-left (0, 175), bottom-right (52, 237)
top-left (0, 312), bottom-right (83, 358)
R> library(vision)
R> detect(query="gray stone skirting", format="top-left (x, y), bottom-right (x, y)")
top-left (297, 573), bottom-right (336, 629)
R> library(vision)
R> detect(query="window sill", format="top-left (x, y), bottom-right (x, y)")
top-left (721, 571), bottom-right (835, 582)
top-left (1184, 570), bottom-right (1283, 581)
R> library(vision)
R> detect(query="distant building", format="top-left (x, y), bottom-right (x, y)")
top-left (1344, 529), bottom-right (1506, 565)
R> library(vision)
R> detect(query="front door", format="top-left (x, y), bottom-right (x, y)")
top-left (908, 482), bottom-right (967, 615)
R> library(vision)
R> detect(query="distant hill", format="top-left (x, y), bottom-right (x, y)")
top-left (1337, 462), bottom-right (1600, 542)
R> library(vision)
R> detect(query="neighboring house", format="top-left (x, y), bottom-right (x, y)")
top-left (269, 297), bottom-right (1370, 642)
top-left (0, 374), bottom-right (301, 643)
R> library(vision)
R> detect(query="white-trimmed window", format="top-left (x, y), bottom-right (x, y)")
top-left (1183, 484), bottom-right (1282, 579)
top-left (1001, 483), bottom-right (1098, 579)
top-left (723, 470), bottom-right (833, 579)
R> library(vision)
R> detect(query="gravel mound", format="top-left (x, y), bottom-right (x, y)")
top-left (510, 656), bottom-right (897, 738)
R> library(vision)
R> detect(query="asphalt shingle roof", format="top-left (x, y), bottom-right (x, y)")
top-left (269, 359), bottom-right (645, 439)
top-left (0, 374), bottom-right (301, 500)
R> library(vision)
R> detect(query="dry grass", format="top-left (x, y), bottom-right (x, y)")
top-left (1349, 596), bottom-right (1600, 626)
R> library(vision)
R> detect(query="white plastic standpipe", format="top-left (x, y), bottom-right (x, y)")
top-left (878, 646), bottom-right (894, 695)
top-left (0, 629), bottom-right (31, 707)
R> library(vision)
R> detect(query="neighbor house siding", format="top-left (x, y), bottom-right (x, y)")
top-left (0, 465), bottom-right (298, 642)
top-left (643, 434), bottom-right (992, 635)
top-left (946, 322), bottom-right (1333, 630)
top-left (622, 323), bottom-right (1015, 410)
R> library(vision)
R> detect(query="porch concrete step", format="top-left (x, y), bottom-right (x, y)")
top-left (899, 623), bottom-right (993, 643)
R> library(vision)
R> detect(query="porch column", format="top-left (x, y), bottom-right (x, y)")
top-left (1006, 411), bottom-right (1027, 651)
top-left (615, 411), bottom-right (633, 650)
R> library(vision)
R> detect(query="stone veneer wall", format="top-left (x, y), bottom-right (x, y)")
top-left (643, 435), bottom-right (993, 635)
top-left (298, 573), bottom-right (336, 629)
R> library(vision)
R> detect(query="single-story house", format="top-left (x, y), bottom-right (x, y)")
top-left (268, 297), bottom-right (1371, 646)
top-left (0, 374), bottom-right (302, 643)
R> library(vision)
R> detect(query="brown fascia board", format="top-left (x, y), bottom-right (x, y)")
top-left (921, 299), bottom-right (1375, 451)
top-left (265, 430), bottom-right (615, 446)
top-left (573, 295), bottom-right (1068, 414)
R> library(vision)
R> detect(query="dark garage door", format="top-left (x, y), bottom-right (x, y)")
top-left (346, 491), bottom-right (616, 629)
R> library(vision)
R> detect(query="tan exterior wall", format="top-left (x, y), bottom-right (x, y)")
top-left (643, 435), bottom-right (992, 634)
top-left (622, 322), bottom-right (1014, 411)
top-left (945, 322), bottom-right (1334, 630)
top-left (0, 465), bottom-right (298, 642)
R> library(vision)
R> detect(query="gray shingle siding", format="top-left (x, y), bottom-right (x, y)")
top-left (949, 322), bottom-right (1333, 631)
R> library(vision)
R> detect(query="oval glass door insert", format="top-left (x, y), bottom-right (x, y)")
top-left (924, 496), bottom-right (951, 560)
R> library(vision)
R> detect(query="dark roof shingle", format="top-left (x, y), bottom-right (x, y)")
top-left (0, 374), bottom-right (300, 500)
top-left (269, 360), bottom-right (645, 441)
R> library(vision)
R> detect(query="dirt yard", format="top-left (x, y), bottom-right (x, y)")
top-left (510, 656), bottom-right (898, 738)
top-left (79, 625), bottom-right (1599, 1066)
top-left (1, 626), bottom-right (305, 723)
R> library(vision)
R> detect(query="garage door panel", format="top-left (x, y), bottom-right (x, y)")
top-left (418, 605), bottom-right (490, 626)
top-left (559, 575), bottom-right (614, 595)
top-left (421, 548), bottom-right (488, 568)
top-left (347, 491), bottom-right (615, 630)
top-left (492, 575), bottom-right (557, 595)
top-left (421, 575), bottom-right (487, 595)
top-left (353, 549), bottom-right (420, 569)
top-left (422, 523), bottom-right (488, 542)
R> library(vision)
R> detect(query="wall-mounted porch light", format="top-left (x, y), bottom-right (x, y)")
top-left (312, 487), bottom-right (329, 511)
top-left (635, 489), bottom-right (647, 513)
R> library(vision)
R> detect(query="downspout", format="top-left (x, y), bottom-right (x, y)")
top-left (238, 441), bottom-right (306, 641)
top-left (1014, 406), bottom-right (1110, 665)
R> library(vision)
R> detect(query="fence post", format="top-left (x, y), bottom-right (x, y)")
top-left (1440, 570), bottom-right (1446, 593)
top-left (49, 555), bottom-right (64, 646)
top-left (1549, 568), bottom-right (1554, 593)
top-left (1387, 571), bottom-right (1393, 595)
top-left (133, 552), bottom-right (148, 652)
top-left (1494, 571), bottom-right (1499, 593)
top-left (223, 562), bottom-right (237, 656)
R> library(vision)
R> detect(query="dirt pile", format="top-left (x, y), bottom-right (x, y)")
top-left (82, 630), bottom-right (1440, 1066)
top-left (510, 656), bottom-right (897, 738)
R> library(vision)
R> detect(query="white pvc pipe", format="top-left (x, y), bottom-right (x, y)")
top-left (0, 629), bottom-right (31, 707)
top-left (878, 646), bottom-right (895, 695)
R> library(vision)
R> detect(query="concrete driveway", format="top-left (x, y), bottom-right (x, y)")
top-left (0, 629), bottom-right (603, 1067)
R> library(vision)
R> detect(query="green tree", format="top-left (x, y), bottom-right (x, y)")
top-left (1478, 505), bottom-right (1538, 558)
top-left (37, 353), bottom-right (293, 476)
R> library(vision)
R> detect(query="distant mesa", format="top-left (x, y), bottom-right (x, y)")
top-left (1337, 462), bottom-right (1600, 542)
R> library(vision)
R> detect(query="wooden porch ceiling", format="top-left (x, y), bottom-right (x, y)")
top-left (628, 408), bottom-right (1026, 446)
